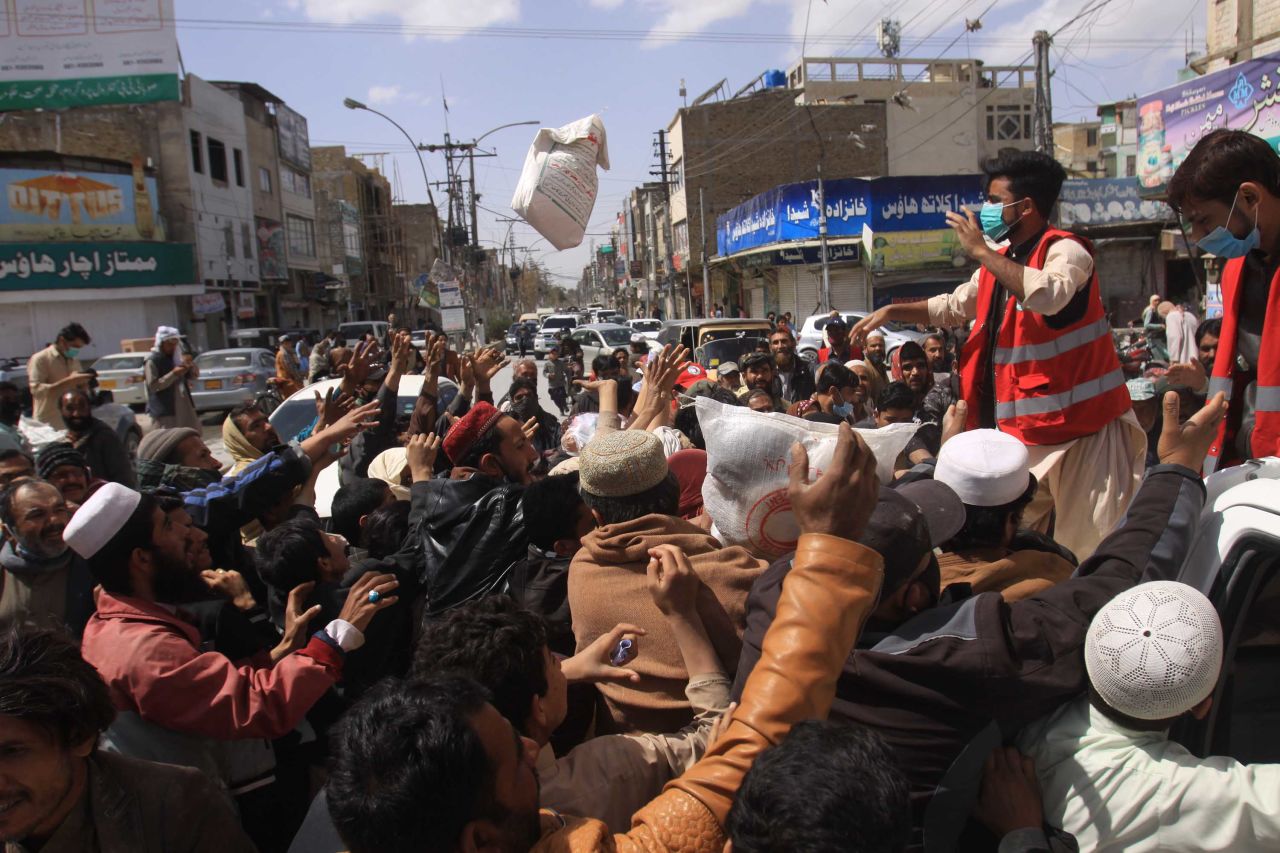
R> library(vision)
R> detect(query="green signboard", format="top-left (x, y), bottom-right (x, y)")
top-left (0, 75), bottom-right (179, 112)
top-left (0, 242), bottom-right (195, 291)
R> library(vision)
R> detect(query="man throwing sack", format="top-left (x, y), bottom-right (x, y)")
top-left (853, 150), bottom-right (1144, 559)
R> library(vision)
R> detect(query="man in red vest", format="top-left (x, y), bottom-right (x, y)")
top-left (853, 151), bottom-right (1145, 559)
top-left (1166, 129), bottom-right (1278, 473)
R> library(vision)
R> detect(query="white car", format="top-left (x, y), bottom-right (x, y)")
top-left (267, 374), bottom-right (457, 518)
top-left (534, 314), bottom-right (581, 358)
top-left (89, 352), bottom-right (149, 407)
top-left (795, 311), bottom-right (929, 363)
top-left (567, 324), bottom-right (635, 365)
top-left (628, 318), bottom-right (663, 341)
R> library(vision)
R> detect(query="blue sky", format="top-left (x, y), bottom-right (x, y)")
top-left (174, 0), bottom-right (1206, 292)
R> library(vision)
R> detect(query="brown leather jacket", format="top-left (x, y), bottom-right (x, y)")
top-left (533, 533), bottom-right (884, 853)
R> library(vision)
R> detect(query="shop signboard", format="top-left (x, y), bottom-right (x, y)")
top-left (0, 165), bottom-right (163, 241)
top-left (0, 241), bottom-right (194, 290)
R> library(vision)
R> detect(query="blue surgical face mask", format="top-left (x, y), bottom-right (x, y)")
top-left (979, 201), bottom-right (1022, 242)
top-left (64, 347), bottom-right (80, 358)
top-left (1196, 191), bottom-right (1261, 258)
top-left (833, 401), bottom-right (854, 418)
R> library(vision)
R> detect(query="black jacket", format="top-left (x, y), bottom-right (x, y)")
top-left (733, 464), bottom-right (1206, 851)
top-left (412, 474), bottom-right (527, 625)
top-left (508, 545), bottom-right (574, 656)
top-left (773, 358), bottom-right (816, 404)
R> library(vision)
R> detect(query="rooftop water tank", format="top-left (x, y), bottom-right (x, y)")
top-left (762, 69), bottom-right (786, 88)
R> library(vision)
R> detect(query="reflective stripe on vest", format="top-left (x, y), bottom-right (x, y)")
top-left (992, 316), bottom-right (1112, 365)
top-left (995, 367), bottom-right (1126, 420)
top-left (1208, 376), bottom-right (1233, 400)
top-left (1258, 385), bottom-right (1280, 411)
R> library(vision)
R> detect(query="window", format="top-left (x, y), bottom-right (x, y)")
top-left (190, 130), bottom-right (203, 174)
top-left (258, 167), bottom-right (272, 194)
top-left (985, 103), bottom-right (1032, 141)
top-left (223, 222), bottom-right (235, 258)
top-left (280, 167), bottom-right (311, 198)
top-left (1086, 160), bottom-right (1098, 174)
top-left (1085, 127), bottom-right (1098, 148)
top-left (286, 214), bottom-right (316, 258)
top-left (671, 157), bottom-right (685, 194)
top-left (207, 137), bottom-right (228, 183)
top-left (233, 149), bottom-right (245, 187)
top-left (673, 221), bottom-right (689, 256)
top-left (1125, 155), bottom-right (1137, 177)
top-left (241, 222), bottom-right (253, 258)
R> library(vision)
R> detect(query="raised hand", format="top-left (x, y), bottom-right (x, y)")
top-left (427, 335), bottom-right (447, 375)
top-left (941, 399), bottom-right (968, 447)
top-left (973, 747), bottom-right (1044, 838)
top-left (272, 581), bottom-right (323, 661)
top-left (314, 386), bottom-right (355, 430)
top-left (406, 432), bottom-right (442, 482)
top-left (337, 572), bottom-right (400, 633)
top-left (389, 331), bottom-right (412, 376)
top-left (1158, 390), bottom-right (1227, 470)
top-left (788, 423), bottom-right (879, 539)
top-left (325, 398), bottom-right (382, 443)
top-left (561, 622), bottom-right (647, 685)
top-left (521, 416), bottom-right (540, 441)
top-left (850, 307), bottom-right (892, 348)
top-left (1166, 359), bottom-right (1208, 392)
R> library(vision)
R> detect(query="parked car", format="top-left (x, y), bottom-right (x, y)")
top-left (88, 353), bottom-right (149, 407)
top-left (21, 389), bottom-right (142, 460)
top-left (795, 311), bottom-right (929, 363)
top-left (534, 314), bottom-right (581, 357)
top-left (190, 348), bottom-right (276, 413)
top-left (339, 321), bottom-right (390, 347)
top-left (567, 324), bottom-right (635, 365)
top-left (628, 318), bottom-right (663, 341)
top-left (227, 327), bottom-right (282, 350)
top-left (268, 374), bottom-right (458, 517)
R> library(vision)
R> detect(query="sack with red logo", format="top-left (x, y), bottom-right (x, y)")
top-left (510, 115), bottom-right (609, 251)
top-left (696, 397), bottom-right (918, 559)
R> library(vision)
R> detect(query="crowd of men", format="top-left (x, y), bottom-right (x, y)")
top-left (0, 135), bottom-right (1277, 853)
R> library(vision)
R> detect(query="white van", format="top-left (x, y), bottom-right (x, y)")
top-left (339, 321), bottom-right (390, 347)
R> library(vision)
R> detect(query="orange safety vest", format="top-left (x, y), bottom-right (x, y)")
top-left (1202, 258), bottom-right (1280, 474)
top-left (957, 228), bottom-right (1130, 446)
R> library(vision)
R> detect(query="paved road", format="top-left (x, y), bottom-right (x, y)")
top-left (145, 357), bottom-right (562, 470)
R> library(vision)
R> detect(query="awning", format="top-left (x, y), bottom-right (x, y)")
top-left (711, 237), bottom-right (860, 269)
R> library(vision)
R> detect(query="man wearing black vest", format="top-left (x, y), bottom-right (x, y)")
top-left (144, 326), bottom-right (200, 430)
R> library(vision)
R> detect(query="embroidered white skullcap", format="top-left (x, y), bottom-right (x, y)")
top-left (1086, 581), bottom-right (1223, 721)
top-left (63, 482), bottom-right (142, 559)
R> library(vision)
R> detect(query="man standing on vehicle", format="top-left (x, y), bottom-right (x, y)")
top-left (28, 323), bottom-right (93, 430)
top-left (769, 327), bottom-right (814, 405)
top-left (1165, 129), bottom-right (1280, 472)
top-left (852, 150), bottom-right (1144, 559)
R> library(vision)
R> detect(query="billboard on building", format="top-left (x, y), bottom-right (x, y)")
top-left (861, 227), bottom-right (964, 272)
top-left (256, 218), bottom-right (286, 279)
top-left (0, 241), bottom-right (194, 290)
top-left (1057, 178), bottom-right (1173, 228)
top-left (0, 165), bottom-right (163, 241)
top-left (0, 0), bottom-right (180, 111)
top-left (277, 104), bottom-right (312, 171)
top-left (717, 174), bottom-right (984, 257)
top-left (1136, 51), bottom-right (1280, 195)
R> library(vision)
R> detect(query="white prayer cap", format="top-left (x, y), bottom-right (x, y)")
top-left (64, 482), bottom-right (142, 559)
top-left (154, 325), bottom-right (181, 347)
top-left (1086, 581), bottom-right (1223, 721)
top-left (933, 429), bottom-right (1031, 507)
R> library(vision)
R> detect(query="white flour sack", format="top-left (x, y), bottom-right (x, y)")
top-left (510, 115), bottom-right (610, 250)
top-left (696, 398), bottom-right (918, 558)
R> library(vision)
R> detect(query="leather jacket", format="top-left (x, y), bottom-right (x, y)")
top-left (532, 533), bottom-right (884, 852)
top-left (412, 474), bottom-right (527, 624)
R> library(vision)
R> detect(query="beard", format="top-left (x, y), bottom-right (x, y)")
top-left (64, 416), bottom-right (93, 433)
top-left (150, 548), bottom-right (213, 604)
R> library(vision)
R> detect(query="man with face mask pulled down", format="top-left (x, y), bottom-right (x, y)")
top-left (852, 150), bottom-right (1146, 560)
top-left (1167, 129), bottom-right (1280, 471)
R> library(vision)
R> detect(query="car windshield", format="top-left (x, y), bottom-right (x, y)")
top-left (632, 320), bottom-right (661, 332)
top-left (600, 327), bottom-right (632, 346)
top-left (94, 355), bottom-right (146, 370)
top-left (197, 352), bottom-right (255, 369)
top-left (701, 337), bottom-right (766, 367)
top-left (542, 318), bottom-right (575, 331)
top-left (341, 324), bottom-right (375, 338)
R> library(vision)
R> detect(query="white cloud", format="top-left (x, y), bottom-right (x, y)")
top-left (294, 0), bottom-right (521, 36)
top-left (588, 0), bottom-right (626, 8)
top-left (367, 84), bottom-right (402, 104)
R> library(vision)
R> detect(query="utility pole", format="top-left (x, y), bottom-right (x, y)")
top-left (651, 130), bottom-right (682, 318)
top-left (817, 163), bottom-right (831, 314)
top-left (698, 187), bottom-right (709, 319)
top-left (1033, 30), bottom-right (1055, 155)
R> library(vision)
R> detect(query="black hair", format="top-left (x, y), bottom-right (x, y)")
top-left (228, 401), bottom-right (262, 430)
top-left (741, 352), bottom-right (773, 372)
top-left (521, 472), bottom-right (585, 552)
top-left (769, 326), bottom-right (795, 341)
top-left (56, 323), bottom-right (91, 345)
top-left (581, 470), bottom-right (680, 526)
top-left (455, 415), bottom-right (509, 471)
top-left (410, 596), bottom-right (549, 732)
top-left (0, 448), bottom-right (32, 466)
top-left (675, 387), bottom-right (739, 450)
top-left (254, 515), bottom-right (328, 591)
top-left (877, 381), bottom-right (916, 413)
top-left (591, 353), bottom-right (616, 376)
top-left (1168, 129), bottom-right (1280, 213)
top-left (85, 492), bottom-right (181, 594)
top-left (896, 340), bottom-right (927, 366)
top-left (983, 149), bottom-right (1067, 219)
top-left (326, 675), bottom-right (495, 853)
top-left (0, 623), bottom-right (116, 748)
top-left (0, 476), bottom-right (53, 529)
top-left (1195, 316), bottom-right (1223, 346)
top-left (727, 720), bottom-right (910, 853)
top-left (509, 377), bottom-right (538, 399)
top-left (362, 501), bottom-right (410, 560)
top-left (58, 387), bottom-right (92, 408)
top-left (0, 381), bottom-right (18, 395)
top-left (816, 362), bottom-right (857, 395)
top-left (330, 478), bottom-right (392, 543)
top-left (945, 478), bottom-right (1036, 550)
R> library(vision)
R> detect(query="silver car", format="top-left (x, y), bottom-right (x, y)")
top-left (191, 348), bottom-right (276, 413)
top-left (568, 323), bottom-right (635, 366)
top-left (795, 311), bottom-right (930, 363)
top-left (90, 353), bottom-right (149, 407)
